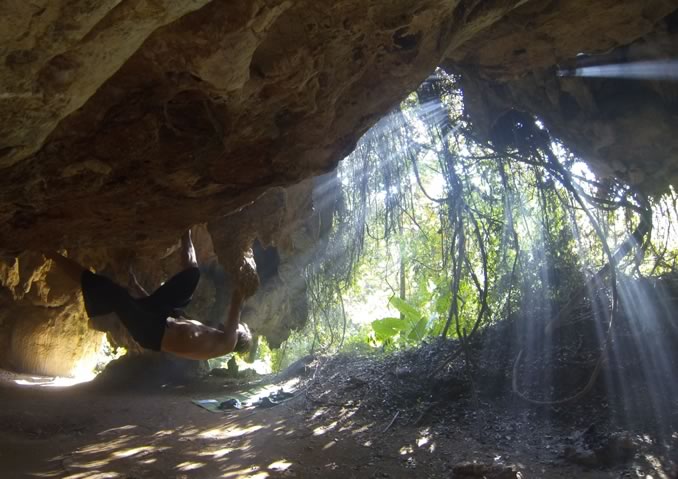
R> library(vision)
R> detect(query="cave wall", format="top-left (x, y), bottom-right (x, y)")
top-left (207, 178), bottom-right (324, 347)
top-left (445, 7), bottom-right (678, 193)
top-left (0, 254), bottom-right (105, 376)
top-left (1, 1), bottom-right (675, 253)
top-left (125, 178), bottom-right (322, 348)
top-left (0, 0), bottom-right (460, 254)
top-left (0, 178), bottom-right (322, 375)
top-left (1, 1), bottom-right (677, 374)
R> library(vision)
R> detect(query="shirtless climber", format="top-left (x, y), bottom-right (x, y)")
top-left (44, 230), bottom-right (253, 360)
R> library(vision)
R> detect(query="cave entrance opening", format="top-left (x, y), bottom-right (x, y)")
top-left (272, 69), bottom-right (678, 443)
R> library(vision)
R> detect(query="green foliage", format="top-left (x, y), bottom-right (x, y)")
top-left (389, 296), bottom-right (420, 321)
top-left (269, 68), bottom-right (677, 371)
top-left (371, 297), bottom-right (428, 347)
top-left (372, 317), bottom-right (408, 342)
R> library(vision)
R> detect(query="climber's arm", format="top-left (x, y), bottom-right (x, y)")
top-left (127, 266), bottom-right (150, 298)
top-left (222, 288), bottom-right (245, 354)
top-left (181, 230), bottom-right (198, 270)
top-left (127, 229), bottom-right (196, 298)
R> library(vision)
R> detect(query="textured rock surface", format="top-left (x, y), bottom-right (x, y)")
top-left (0, 0), bottom-right (213, 168)
top-left (0, 0), bottom-right (676, 374)
top-left (1, 1), bottom-right (675, 253)
top-left (0, 178), bottom-right (322, 376)
top-left (0, 254), bottom-right (105, 376)
top-left (445, 5), bottom-right (678, 192)
top-left (207, 178), bottom-right (322, 346)
top-left (0, 0), bottom-right (458, 254)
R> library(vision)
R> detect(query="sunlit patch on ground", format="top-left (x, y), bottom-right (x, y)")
top-left (1, 377), bottom-right (674, 479)
top-left (199, 424), bottom-right (264, 440)
top-left (240, 378), bottom-right (300, 405)
top-left (175, 460), bottom-right (206, 471)
top-left (267, 459), bottom-right (292, 471)
top-left (220, 466), bottom-right (269, 478)
top-left (12, 373), bottom-right (95, 388)
top-left (112, 446), bottom-right (157, 459)
top-left (313, 420), bottom-right (338, 436)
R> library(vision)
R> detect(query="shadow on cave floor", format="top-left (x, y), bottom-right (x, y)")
top-left (1, 340), bottom-right (677, 479)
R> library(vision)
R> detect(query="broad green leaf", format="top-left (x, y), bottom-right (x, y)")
top-left (407, 317), bottom-right (428, 341)
top-left (389, 296), bottom-right (422, 321)
top-left (372, 317), bottom-right (408, 342)
top-left (434, 289), bottom-right (451, 317)
top-left (428, 317), bottom-right (446, 337)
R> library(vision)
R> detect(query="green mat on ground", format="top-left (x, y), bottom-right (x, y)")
top-left (192, 384), bottom-right (294, 413)
top-left (192, 398), bottom-right (241, 413)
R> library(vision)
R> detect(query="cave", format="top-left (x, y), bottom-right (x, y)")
top-left (1, 1), bottom-right (677, 477)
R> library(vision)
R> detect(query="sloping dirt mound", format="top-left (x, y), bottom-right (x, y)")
top-left (299, 294), bottom-right (678, 475)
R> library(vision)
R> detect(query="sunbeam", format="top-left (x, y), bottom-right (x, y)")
top-left (558, 59), bottom-right (678, 80)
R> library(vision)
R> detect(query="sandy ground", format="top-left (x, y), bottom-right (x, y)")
top-left (2, 363), bottom-right (665, 479)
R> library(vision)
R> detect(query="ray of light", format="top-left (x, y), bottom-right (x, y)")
top-left (558, 60), bottom-right (678, 80)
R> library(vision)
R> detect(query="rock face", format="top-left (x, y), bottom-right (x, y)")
top-left (0, 253), bottom-right (105, 376)
top-left (1, 1), bottom-right (675, 253)
top-left (445, 3), bottom-right (678, 193)
top-left (0, 1), bottom-right (676, 374)
top-left (0, 0), bottom-right (457, 254)
top-left (208, 179), bottom-right (322, 347)
top-left (0, 178), bottom-right (323, 375)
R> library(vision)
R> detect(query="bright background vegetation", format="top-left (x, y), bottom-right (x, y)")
top-left (230, 70), bottom-right (678, 373)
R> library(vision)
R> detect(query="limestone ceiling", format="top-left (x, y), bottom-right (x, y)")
top-left (0, 0), bottom-right (676, 253)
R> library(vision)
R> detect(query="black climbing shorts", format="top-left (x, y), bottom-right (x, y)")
top-left (81, 267), bottom-right (200, 351)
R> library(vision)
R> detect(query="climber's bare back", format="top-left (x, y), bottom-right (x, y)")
top-left (161, 287), bottom-right (244, 360)
top-left (161, 318), bottom-right (237, 361)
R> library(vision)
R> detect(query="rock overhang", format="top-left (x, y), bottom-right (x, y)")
top-left (0, 1), bottom-right (677, 374)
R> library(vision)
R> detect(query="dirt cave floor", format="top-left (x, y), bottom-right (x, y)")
top-left (1, 348), bottom-right (676, 479)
